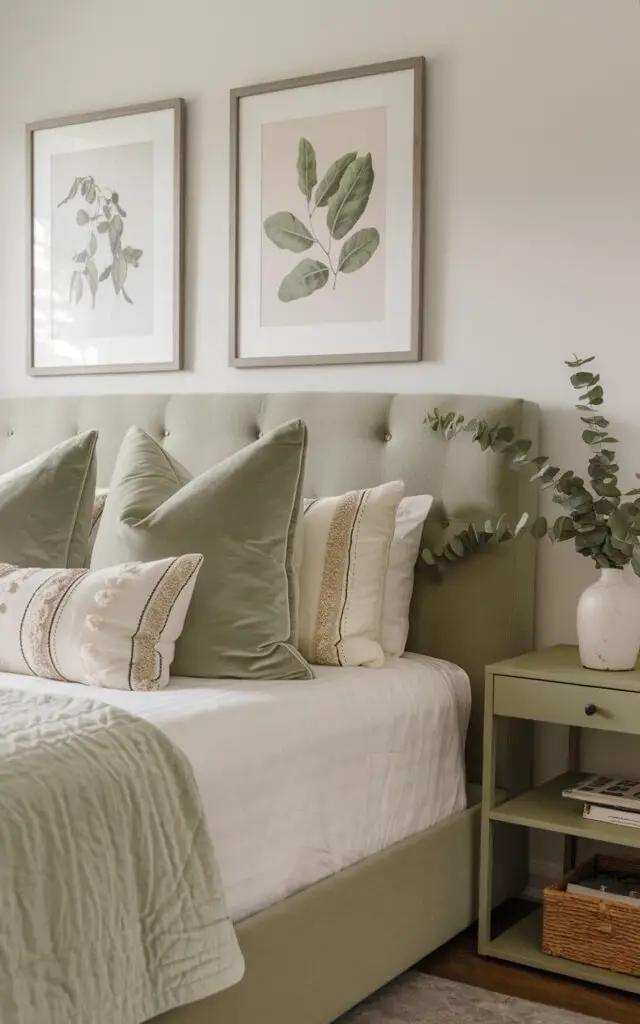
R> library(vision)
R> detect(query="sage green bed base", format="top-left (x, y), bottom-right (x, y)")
top-left (0, 391), bottom-right (538, 1023)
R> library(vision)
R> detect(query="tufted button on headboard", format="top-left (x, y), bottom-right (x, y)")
top-left (0, 391), bottom-right (538, 791)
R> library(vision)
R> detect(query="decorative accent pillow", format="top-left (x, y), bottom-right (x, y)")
top-left (91, 422), bottom-right (313, 680)
top-left (299, 481), bottom-right (404, 668)
top-left (0, 431), bottom-right (97, 568)
top-left (381, 494), bottom-right (433, 657)
top-left (0, 555), bottom-right (202, 690)
top-left (86, 487), bottom-right (109, 565)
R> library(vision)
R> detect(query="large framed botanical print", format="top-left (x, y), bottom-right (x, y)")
top-left (230, 57), bottom-right (425, 367)
top-left (27, 98), bottom-right (184, 376)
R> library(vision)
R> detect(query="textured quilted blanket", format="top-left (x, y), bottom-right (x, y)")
top-left (0, 687), bottom-right (244, 1024)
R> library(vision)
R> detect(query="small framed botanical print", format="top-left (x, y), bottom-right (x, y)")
top-left (27, 98), bottom-right (184, 375)
top-left (230, 56), bottom-right (424, 367)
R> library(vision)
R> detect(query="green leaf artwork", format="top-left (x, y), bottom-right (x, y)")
top-left (338, 227), bottom-right (380, 273)
top-left (326, 154), bottom-right (374, 240)
top-left (277, 258), bottom-right (329, 302)
top-left (59, 176), bottom-right (143, 308)
top-left (296, 138), bottom-right (317, 200)
top-left (314, 152), bottom-right (357, 207)
top-left (263, 213), bottom-right (314, 252)
top-left (421, 357), bottom-right (640, 579)
top-left (263, 137), bottom-right (380, 301)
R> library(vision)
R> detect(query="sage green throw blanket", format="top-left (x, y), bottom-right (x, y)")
top-left (0, 688), bottom-right (244, 1024)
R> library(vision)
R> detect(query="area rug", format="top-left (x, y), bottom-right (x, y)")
top-left (338, 973), bottom-right (608, 1023)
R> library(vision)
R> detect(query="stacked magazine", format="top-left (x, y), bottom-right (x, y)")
top-left (562, 774), bottom-right (640, 829)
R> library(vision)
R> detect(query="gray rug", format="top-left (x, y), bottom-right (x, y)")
top-left (337, 974), bottom-right (608, 1023)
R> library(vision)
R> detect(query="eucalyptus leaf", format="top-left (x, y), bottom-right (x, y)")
top-left (338, 228), bottom-right (380, 273)
top-left (88, 232), bottom-right (97, 258)
top-left (566, 355), bottom-right (595, 367)
top-left (98, 264), bottom-right (112, 282)
top-left (111, 253), bottom-right (128, 295)
top-left (121, 285), bottom-right (133, 305)
top-left (76, 209), bottom-right (90, 226)
top-left (97, 221), bottom-right (109, 234)
top-left (58, 177), bottom-right (80, 207)
top-left (277, 258), bottom-right (329, 302)
top-left (122, 246), bottom-right (143, 267)
top-left (85, 259), bottom-right (98, 308)
top-left (326, 154), bottom-right (374, 240)
top-left (108, 214), bottom-right (124, 255)
top-left (530, 517), bottom-right (548, 539)
top-left (263, 212), bottom-right (314, 252)
top-left (297, 138), bottom-right (317, 200)
top-left (515, 512), bottom-right (529, 536)
top-left (314, 152), bottom-right (357, 207)
top-left (111, 192), bottom-right (127, 217)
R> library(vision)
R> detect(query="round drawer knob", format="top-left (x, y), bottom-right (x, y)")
top-left (584, 703), bottom-right (598, 717)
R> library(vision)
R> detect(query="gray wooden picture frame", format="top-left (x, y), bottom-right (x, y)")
top-left (229, 57), bottom-right (425, 368)
top-left (27, 97), bottom-right (185, 376)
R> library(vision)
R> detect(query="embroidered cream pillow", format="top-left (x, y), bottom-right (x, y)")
top-left (0, 555), bottom-right (202, 691)
top-left (299, 481), bottom-right (404, 668)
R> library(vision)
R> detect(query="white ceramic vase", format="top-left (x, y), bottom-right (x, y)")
top-left (576, 568), bottom-right (640, 671)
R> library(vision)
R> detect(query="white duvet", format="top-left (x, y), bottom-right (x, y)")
top-left (0, 654), bottom-right (470, 922)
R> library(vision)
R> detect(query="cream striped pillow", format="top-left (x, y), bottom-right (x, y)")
top-left (298, 481), bottom-right (404, 668)
top-left (0, 554), bottom-right (202, 691)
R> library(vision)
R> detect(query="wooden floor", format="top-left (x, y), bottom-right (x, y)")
top-left (416, 901), bottom-right (639, 1024)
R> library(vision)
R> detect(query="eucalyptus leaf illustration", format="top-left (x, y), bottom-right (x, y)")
top-left (314, 152), bottom-right (357, 207)
top-left (278, 258), bottom-right (329, 302)
top-left (326, 153), bottom-right (374, 240)
top-left (58, 177), bottom-right (80, 207)
top-left (111, 253), bottom-right (128, 295)
top-left (338, 227), bottom-right (380, 273)
top-left (69, 270), bottom-right (83, 304)
top-left (122, 246), bottom-right (143, 267)
top-left (108, 214), bottom-right (124, 254)
top-left (60, 175), bottom-right (143, 308)
top-left (297, 138), bottom-right (317, 200)
top-left (111, 191), bottom-right (127, 218)
top-left (262, 138), bottom-right (380, 302)
top-left (263, 212), bottom-right (314, 252)
top-left (84, 259), bottom-right (99, 307)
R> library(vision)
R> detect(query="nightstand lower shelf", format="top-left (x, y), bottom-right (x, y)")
top-left (480, 908), bottom-right (640, 996)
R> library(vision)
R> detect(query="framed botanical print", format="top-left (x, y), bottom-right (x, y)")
top-left (229, 56), bottom-right (424, 367)
top-left (27, 98), bottom-right (184, 375)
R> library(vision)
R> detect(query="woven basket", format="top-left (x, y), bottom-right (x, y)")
top-left (543, 854), bottom-right (640, 977)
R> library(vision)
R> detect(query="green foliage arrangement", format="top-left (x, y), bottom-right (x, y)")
top-left (58, 175), bottom-right (143, 308)
top-left (422, 356), bottom-right (640, 576)
top-left (263, 137), bottom-right (380, 302)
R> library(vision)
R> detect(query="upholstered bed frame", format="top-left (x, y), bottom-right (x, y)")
top-left (0, 391), bottom-right (538, 1024)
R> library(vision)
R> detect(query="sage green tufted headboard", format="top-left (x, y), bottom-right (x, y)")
top-left (0, 391), bottom-right (538, 790)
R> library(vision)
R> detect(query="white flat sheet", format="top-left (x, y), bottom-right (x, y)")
top-left (0, 654), bottom-right (470, 922)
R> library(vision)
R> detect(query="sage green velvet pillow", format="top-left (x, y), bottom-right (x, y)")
top-left (90, 421), bottom-right (313, 681)
top-left (0, 431), bottom-right (97, 568)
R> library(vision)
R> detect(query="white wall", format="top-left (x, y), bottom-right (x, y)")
top-left (2, 0), bottom-right (640, 875)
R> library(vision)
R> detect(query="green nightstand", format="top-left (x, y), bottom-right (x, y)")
top-left (478, 644), bottom-right (640, 995)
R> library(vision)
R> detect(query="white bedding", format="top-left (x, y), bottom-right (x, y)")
top-left (0, 654), bottom-right (470, 922)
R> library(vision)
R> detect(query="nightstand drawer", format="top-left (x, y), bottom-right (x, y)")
top-left (493, 675), bottom-right (639, 732)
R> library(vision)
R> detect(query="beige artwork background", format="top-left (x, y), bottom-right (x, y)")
top-left (260, 106), bottom-right (387, 328)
